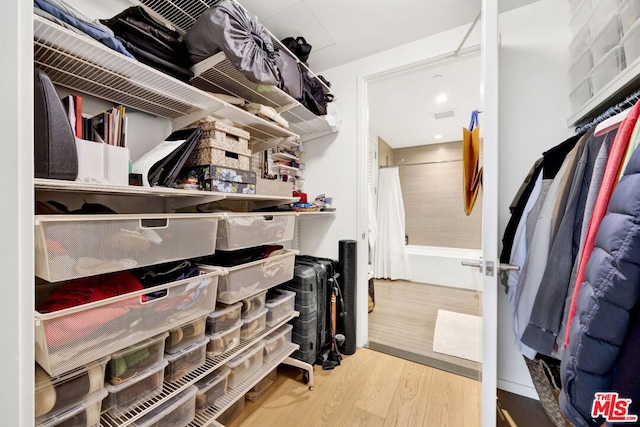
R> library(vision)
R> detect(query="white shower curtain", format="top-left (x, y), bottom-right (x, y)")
top-left (373, 167), bottom-right (412, 280)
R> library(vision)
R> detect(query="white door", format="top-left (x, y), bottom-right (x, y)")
top-left (480, 0), bottom-right (499, 425)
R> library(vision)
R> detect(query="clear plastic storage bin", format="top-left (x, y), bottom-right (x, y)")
top-left (265, 290), bottom-right (296, 327)
top-left (194, 366), bottom-right (230, 413)
top-left (202, 250), bottom-right (296, 304)
top-left (132, 386), bottom-right (197, 427)
top-left (35, 389), bottom-right (107, 427)
top-left (165, 337), bottom-right (209, 382)
top-left (571, 0), bottom-right (593, 34)
top-left (591, 13), bottom-right (622, 64)
top-left (590, 0), bottom-right (622, 36)
top-left (591, 45), bottom-right (626, 93)
top-left (165, 316), bottom-right (207, 355)
top-left (570, 24), bottom-right (592, 62)
top-left (263, 324), bottom-right (293, 364)
top-left (106, 332), bottom-right (168, 385)
top-left (206, 320), bottom-right (242, 357)
top-left (216, 213), bottom-right (296, 250)
top-left (216, 396), bottom-right (245, 426)
top-left (619, 0), bottom-right (640, 33)
top-left (570, 47), bottom-right (594, 90)
top-left (35, 358), bottom-right (108, 423)
top-left (206, 302), bottom-right (242, 334)
top-left (241, 291), bottom-right (267, 319)
top-left (35, 271), bottom-right (219, 377)
top-left (226, 342), bottom-right (265, 389)
top-left (570, 76), bottom-right (593, 111)
top-left (246, 369), bottom-right (277, 402)
top-left (34, 214), bottom-right (220, 283)
top-left (622, 18), bottom-right (640, 66)
top-left (240, 308), bottom-right (268, 341)
top-left (103, 360), bottom-right (168, 417)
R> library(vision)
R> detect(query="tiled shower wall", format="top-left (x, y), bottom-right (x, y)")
top-left (392, 141), bottom-right (482, 249)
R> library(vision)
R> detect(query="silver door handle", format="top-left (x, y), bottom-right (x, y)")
top-left (499, 263), bottom-right (520, 272)
top-left (461, 260), bottom-right (483, 273)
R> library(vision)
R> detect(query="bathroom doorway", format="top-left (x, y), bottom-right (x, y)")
top-left (366, 50), bottom-right (484, 379)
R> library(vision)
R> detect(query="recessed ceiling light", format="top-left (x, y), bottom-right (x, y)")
top-left (434, 134), bottom-right (443, 139)
top-left (436, 93), bottom-right (448, 103)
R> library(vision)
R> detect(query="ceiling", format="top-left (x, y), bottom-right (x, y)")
top-left (239, 0), bottom-right (540, 72)
top-left (368, 53), bottom-right (482, 148)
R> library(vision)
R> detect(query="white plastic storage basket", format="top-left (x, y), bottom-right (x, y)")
top-left (105, 332), bottom-right (168, 386)
top-left (263, 324), bottom-right (293, 364)
top-left (34, 213), bottom-right (220, 282)
top-left (201, 250), bottom-right (296, 304)
top-left (215, 213), bottom-right (296, 250)
top-left (35, 270), bottom-right (220, 377)
top-left (226, 342), bottom-right (265, 389)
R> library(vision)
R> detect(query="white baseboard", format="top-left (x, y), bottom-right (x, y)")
top-left (498, 379), bottom-right (539, 400)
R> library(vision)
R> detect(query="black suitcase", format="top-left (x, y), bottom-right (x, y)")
top-left (284, 263), bottom-right (321, 364)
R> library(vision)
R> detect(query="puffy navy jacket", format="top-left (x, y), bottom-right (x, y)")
top-left (560, 143), bottom-right (640, 426)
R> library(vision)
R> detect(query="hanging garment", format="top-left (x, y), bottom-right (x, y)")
top-left (556, 130), bottom-right (616, 353)
top-left (462, 110), bottom-right (482, 215)
top-left (522, 129), bottom-right (609, 356)
top-left (610, 310), bottom-right (640, 426)
top-left (506, 173), bottom-right (543, 304)
top-left (564, 101), bottom-right (640, 348)
top-left (560, 123), bottom-right (640, 426)
top-left (513, 143), bottom-right (580, 358)
top-left (373, 167), bottom-right (411, 280)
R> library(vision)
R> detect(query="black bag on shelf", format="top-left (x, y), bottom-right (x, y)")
top-left (34, 68), bottom-right (78, 180)
top-left (281, 36), bottom-right (312, 64)
top-left (276, 48), bottom-right (303, 100)
top-left (299, 68), bottom-right (333, 116)
top-left (184, 0), bottom-right (279, 85)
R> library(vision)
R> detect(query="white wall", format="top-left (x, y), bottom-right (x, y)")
top-left (300, 0), bottom-right (573, 400)
top-left (496, 0), bottom-right (573, 398)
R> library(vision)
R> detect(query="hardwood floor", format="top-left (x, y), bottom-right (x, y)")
top-left (368, 280), bottom-right (482, 376)
top-left (228, 348), bottom-right (481, 427)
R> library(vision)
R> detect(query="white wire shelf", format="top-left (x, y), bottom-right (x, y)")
top-left (190, 342), bottom-right (300, 427)
top-left (34, 178), bottom-right (299, 209)
top-left (272, 165), bottom-right (300, 174)
top-left (100, 311), bottom-right (299, 427)
top-left (568, 56), bottom-right (640, 126)
top-left (296, 211), bottom-right (336, 218)
top-left (137, 0), bottom-right (339, 141)
top-left (270, 152), bottom-right (300, 162)
top-left (32, 15), bottom-right (297, 146)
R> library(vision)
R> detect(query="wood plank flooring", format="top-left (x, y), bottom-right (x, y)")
top-left (228, 348), bottom-right (481, 427)
top-left (368, 280), bottom-right (482, 375)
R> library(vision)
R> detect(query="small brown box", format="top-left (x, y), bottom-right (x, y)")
top-left (256, 178), bottom-right (294, 197)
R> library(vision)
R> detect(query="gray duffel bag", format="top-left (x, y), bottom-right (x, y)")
top-left (185, 0), bottom-right (279, 86)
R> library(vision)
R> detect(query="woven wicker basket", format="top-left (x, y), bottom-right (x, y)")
top-left (523, 356), bottom-right (572, 427)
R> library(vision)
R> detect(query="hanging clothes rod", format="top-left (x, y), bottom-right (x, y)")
top-left (380, 159), bottom-right (463, 168)
top-left (575, 89), bottom-right (640, 135)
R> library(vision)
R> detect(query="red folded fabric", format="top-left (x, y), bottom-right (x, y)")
top-left (564, 100), bottom-right (640, 348)
top-left (38, 271), bottom-right (144, 313)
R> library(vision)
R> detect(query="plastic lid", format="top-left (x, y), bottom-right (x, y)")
top-left (241, 308), bottom-right (269, 324)
top-left (132, 386), bottom-right (198, 427)
top-left (208, 320), bottom-right (242, 339)
top-left (105, 360), bottom-right (168, 393)
top-left (194, 366), bottom-right (231, 392)
top-left (590, 11), bottom-right (620, 40)
top-left (109, 332), bottom-right (169, 360)
top-left (208, 302), bottom-right (242, 320)
top-left (591, 44), bottom-right (624, 70)
top-left (621, 15), bottom-right (640, 43)
top-left (35, 356), bottom-right (109, 392)
top-left (164, 337), bottom-right (209, 362)
top-left (35, 389), bottom-right (108, 427)
top-left (226, 342), bottom-right (265, 369)
top-left (569, 46), bottom-right (593, 72)
top-left (570, 75), bottom-right (591, 96)
top-left (265, 290), bottom-right (296, 307)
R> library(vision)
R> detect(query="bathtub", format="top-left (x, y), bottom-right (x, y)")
top-left (405, 245), bottom-right (483, 291)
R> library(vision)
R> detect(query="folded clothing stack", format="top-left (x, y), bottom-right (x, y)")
top-left (102, 6), bottom-right (193, 82)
